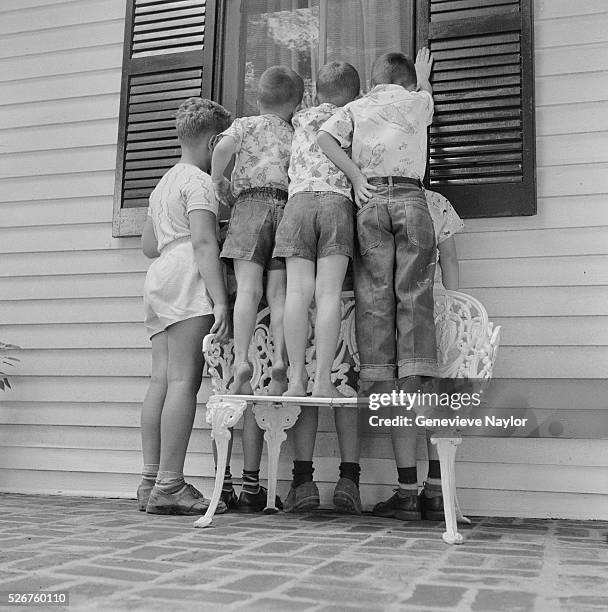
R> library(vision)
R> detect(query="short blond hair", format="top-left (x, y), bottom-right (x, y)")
top-left (257, 66), bottom-right (304, 108)
top-left (175, 97), bottom-right (232, 141)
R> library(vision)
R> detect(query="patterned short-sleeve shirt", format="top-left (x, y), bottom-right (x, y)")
top-left (147, 163), bottom-right (218, 252)
top-left (424, 189), bottom-right (464, 286)
top-left (320, 84), bottom-right (434, 180)
top-left (288, 103), bottom-right (351, 199)
top-left (221, 114), bottom-right (293, 196)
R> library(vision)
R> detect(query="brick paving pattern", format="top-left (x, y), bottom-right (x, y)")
top-left (0, 493), bottom-right (606, 611)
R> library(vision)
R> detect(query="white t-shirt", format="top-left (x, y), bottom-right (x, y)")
top-left (147, 163), bottom-right (218, 252)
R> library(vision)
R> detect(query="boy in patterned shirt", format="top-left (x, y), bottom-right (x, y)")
top-left (211, 65), bottom-right (304, 512)
top-left (318, 48), bottom-right (439, 520)
top-left (273, 61), bottom-right (363, 514)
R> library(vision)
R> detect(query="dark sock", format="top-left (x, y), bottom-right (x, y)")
top-left (242, 469), bottom-right (260, 494)
top-left (339, 462), bottom-right (360, 487)
top-left (428, 460), bottom-right (441, 480)
top-left (222, 465), bottom-right (233, 493)
top-left (292, 461), bottom-right (314, 487)
top-left (397, 466), bottom-right (418, 498)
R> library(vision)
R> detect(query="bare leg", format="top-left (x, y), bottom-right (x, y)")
top-left (391, 376), bottom-right (421, 469)
top-left (291, 406), bottom-right (318, 461)
top-left (283, 257), bottom-right (315, 396)
top-left (312, 255), bottom-right (349, 397)
top-left (335, 405), bottom-right (359, 463)
top-left (243, 405), bottom-right (264, 471)
top-left (159, 315), bottom-right (214, 474)
top-left (141, 330), bottom-right (168, 466)
top-left (232, 260), bottom-right (264, 394)
top-left (266, 267), bottom-right (288, 395)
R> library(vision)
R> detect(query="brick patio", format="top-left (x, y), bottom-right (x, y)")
top-left (0, 493), bottom-right (606, 612)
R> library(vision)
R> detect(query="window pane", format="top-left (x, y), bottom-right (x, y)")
top-left (238, 0), bottom-right (415, 115)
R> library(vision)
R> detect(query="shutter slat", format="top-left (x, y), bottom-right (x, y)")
top-left (418, 0), bottom-right (535, 217)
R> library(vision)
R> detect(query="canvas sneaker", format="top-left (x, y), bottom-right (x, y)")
top-left (137, 481), bottom-right (154, 512)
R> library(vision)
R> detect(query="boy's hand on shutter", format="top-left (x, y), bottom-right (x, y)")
top-left (415, 47), bottom-right (434, 83)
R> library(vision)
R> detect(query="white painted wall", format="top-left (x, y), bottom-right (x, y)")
top-left (0, 0), bottom-right (606, 519)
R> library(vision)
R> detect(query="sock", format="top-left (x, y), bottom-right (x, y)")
top-left (292, 461), bottom-right (314, 487)
top-left (424, 476), bottom-right (442, 498)
top-left (141, 463), bottom-right (159, 485)
top-left (428, 460), bottom-right (441, 480)
top-left (221, 465), bottom-right (233, 493)
top-left (242, 469), bottom-right (260, 494)
top-left (339, 462), bottom-right (360, 487)
top-left (155, 470), bottom-right (185, 494)
top-left (397, 466), bottom-right (418, 498)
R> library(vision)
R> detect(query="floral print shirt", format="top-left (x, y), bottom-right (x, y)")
top-left (424, 189), bottom-right (464, 287)
top-left (288, 103), bottom-right (351, 199)
top-left (220, 114), bottom-right (293, 196)
top-left (320, 84), bottom-right (434, 180)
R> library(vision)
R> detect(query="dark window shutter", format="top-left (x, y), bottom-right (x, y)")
top-left (417, 0), bottom-right (536, 218)
top-left (113, 0), bottom-right (217, 236)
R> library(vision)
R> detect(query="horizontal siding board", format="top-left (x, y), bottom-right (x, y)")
top-left (0, 0), bottom-right (126, 36)
top-left (0, 324), bottom-right (149, 350)
top-left (537, 132), bottom-right (608, 166)
top-left (2, 423), bottom-right (606, 467)
top-left (0, 0), bottom-right (86, 11)
top-left (0, 197), bottom-right (113, 229)
top-left (460, 256), bottom-right (608, 288)
top-left (0, 171), bottom-right (115, 202)
top-left (463, 194), bottom-right (608, 232)
top-left (536, 0), bottom-right (608, 20)
top-left (536, 101), bottom-right (608, 135)
top-left (2, 446), bottom-right (606, 495)
top-left (0, 223), bottom-right (133, 254)
top-left (536, 163), bottom-right (608, 198)
top-left (0, 249), bottom-right (145, 278)
top-left (0, 120), bottom-right (119, 154)
top-left (535, 43), bottom-right (608, 77)
top-left (456, 227), bottom-right (608, 259)
top-left (536, 72), bottom-right (608, 107)
top-left (0, 96), bottom-right (119, 131)
top-left (0, 146), bottom-right (117, 178)
top-left (535, 11), bottom-right (608, 48)
top-left (0, 69), bottom-right (121, 106)
top-left (489, 316), bottom-right (608, 347)
top-left (0, 44), bottom-right (123, 83)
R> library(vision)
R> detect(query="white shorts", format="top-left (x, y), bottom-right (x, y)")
top-left (143, 237), bottom-right (214, 338)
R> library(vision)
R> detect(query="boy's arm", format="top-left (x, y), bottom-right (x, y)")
top-left (317, 131), bottom-right (376, 207)
top-left (438, 236), bottom-right (459, 291)
top-left (189, 209), bottom-right (230, 343)
top-left (141, 216), bottom-right (160, 258)
top-left (210, 135), bottom-right (237, 206)
top-left (415, 47), bottom-right (434, 95)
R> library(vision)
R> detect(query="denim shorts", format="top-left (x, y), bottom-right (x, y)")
top-left (220, 187), bottom-right (287, 270)
top-left (273, 191), bottom-right (354, 261)
top-left (353, 181), bottom-right (437, 381)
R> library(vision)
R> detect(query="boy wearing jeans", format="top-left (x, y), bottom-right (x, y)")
top-left (318, 49), bottom-right (437, 520)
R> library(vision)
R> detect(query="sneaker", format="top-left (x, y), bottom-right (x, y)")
top-left (146, 483), bottom-right (227, 516)
top-left (220, 487), bottom-right (239, 512)
top-left (419, 485), bottom-right (444, 521)
top-left (236, 486), bottom-right (283, 513)
top-left (137, 481), bottom-right (154, 512)
top-left (372, 489), bottom-right (421, 521)
top-left (333, 477), bottom-right (362, 515)
top-left (283, 481), bottom-right (320, 513)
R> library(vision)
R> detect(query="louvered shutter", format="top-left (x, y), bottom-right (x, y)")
top-left (417, 0), bottom-right (535, 218)
top-left (113, 0), bottom-right (217, 236)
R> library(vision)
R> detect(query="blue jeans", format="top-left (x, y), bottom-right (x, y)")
top-left (353, 181), bottom-right (437, 381)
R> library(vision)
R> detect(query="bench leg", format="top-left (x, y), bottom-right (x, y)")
top-left (253, 403), bottom-right (301, 514)
top-left (194, 397), bottom-right (247, 528)
top-left (431, 435), bottom-right (464, 545)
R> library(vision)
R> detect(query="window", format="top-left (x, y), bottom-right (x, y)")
top-left (113, 0), bottom-right (535, 235)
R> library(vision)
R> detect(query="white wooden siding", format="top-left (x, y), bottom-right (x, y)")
top-left (0, 0), bottom-right (606, 519)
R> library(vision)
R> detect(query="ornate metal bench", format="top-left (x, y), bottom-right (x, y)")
top-left (194, 289), bottom-right (500, 544)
